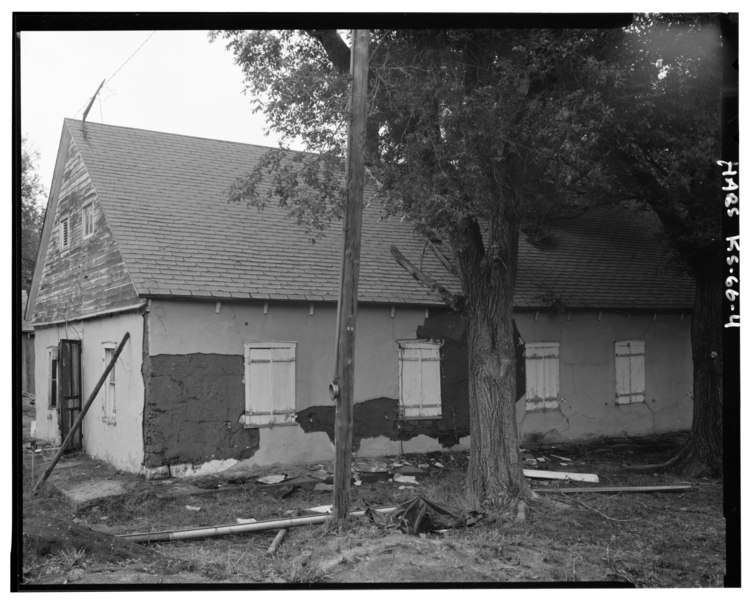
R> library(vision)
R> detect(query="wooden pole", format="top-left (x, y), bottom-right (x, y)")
top-left (32, 331), bottom-right (130, 495)
top-left (267, 528), bottom-right (288, 555)
top-left (82, 79), bottom-right (106, 122)
top-left (332, 29), bottom-right (369, 522)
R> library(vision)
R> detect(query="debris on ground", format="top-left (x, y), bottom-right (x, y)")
top-left (393, 474), bottom-right (419, 485)
top-left (267, 529), bottom-right (287, 555)
top-left (523, 469), bottom-right (599, 483)
top-left (304, 505), bottom-right (332, 514)
top-left (256, 474), bottom-right (287, 485)
top-left (367, 496), bottom-right (484, 535)
top-left (271, 485), bottom-right (297, 499)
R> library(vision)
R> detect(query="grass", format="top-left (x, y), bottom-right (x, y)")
top-left (19, 433), bottom-right (726, 586)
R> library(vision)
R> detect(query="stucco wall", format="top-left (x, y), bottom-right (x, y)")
top-left (144, 299), bottom-right (461, 469)
top-left (148, 299), bottom-right (424, 405)
top-left (515, 311), bottom-right (693, 443)
top-left (33, 312), bottom-right (145, 472)
top-left (140, 299), bottom-right (692, 473)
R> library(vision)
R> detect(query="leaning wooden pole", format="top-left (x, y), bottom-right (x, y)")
top-left (32, 331), bottom-right (130, 495)
top-left (332, 29), bottom-right (369, 522)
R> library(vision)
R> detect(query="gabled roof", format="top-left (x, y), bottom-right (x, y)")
top-left (60, 119), bottom-right (693, 311)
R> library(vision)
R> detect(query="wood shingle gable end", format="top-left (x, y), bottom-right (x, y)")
top-left (26, 124), bottom-right (140, 327)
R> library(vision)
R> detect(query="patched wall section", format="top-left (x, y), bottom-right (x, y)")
top-left (143, 299), bottom-right (459, 466)
top-left (142, 353), bottom-right (259, 468)
top-left (297, 308), bottom-right (472, 448)
top-left (298, 309), bottom-right (526, 449)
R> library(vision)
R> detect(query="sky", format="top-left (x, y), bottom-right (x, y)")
top-left (21, 29), bottom-right (288, 202)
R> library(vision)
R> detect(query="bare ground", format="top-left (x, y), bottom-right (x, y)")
top-left (17, 416), bottom-right (726, 587)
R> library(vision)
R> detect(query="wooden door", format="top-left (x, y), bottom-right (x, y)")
top-left (58, 339), bottom-right (82, 450)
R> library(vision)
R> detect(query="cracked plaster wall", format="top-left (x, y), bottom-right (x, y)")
top-left (514, 311), bottom-right (693, 444)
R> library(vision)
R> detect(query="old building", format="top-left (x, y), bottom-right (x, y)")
top-left (26, 119), bottom-right (694, 477)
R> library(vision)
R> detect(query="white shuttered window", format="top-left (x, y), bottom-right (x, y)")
top-left (242, 342), bottom-right (297, 427)
top-left (102, 345), bottom-right (117, 423)
top-left (615, 340), bottom-right (646, 404)
top-left (525, 342), bottom-right (560, 411)
top-left (398, 340), bottom-right (442, 419)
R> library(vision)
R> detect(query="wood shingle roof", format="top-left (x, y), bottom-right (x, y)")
top-left (65, 119), bottom-right (694, 311)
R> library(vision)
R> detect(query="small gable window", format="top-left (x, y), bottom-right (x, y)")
top-left (59, 217), bottom-right (70, 251)
top-left (82, 203), bottom-right (94, 238)
top-left (398, 340), bottom-right (442, 419)
top-left (241, 342), bottom-right (297, 427)
top-left (615, 340), bottom-right (646, 404)
top-left (524, 342), bottom-right (560, 411)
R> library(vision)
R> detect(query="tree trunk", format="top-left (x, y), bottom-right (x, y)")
top-left (458, 216), bottom-right (533, 509)
top-left (675, 252), bottom-right (723, 477)
top-left (465, 296), bottom-right (533, 508)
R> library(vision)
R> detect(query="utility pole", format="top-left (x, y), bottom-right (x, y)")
top-left (331, 29), bottom-right (370, 522)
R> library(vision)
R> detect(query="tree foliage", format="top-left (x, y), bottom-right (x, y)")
top-left (21, 137), bottom-right (45, 290)
top-left (591, 15), bottom-right (726, 476)
top-left (596, 15), bottom-right (723, 260)
top-left (213, 29), bottom-right (621, 241)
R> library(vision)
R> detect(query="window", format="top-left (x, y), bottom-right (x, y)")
top-left (615, 340), bottom-right (645, 404)
top-left (398, 340), bottom-right (442, 419)
top-left (59, 217), bottom-right (70, 251)
top-left (48, 347), bottom-right (58, 408)
top-left (524, 342), bottom-right (560, 411)
top-left (102, 345), bottom-right (117, 423)
top-left (242, 342), bottom-right (297, 427)
top-left (82, 204), bottom-right (94, 238)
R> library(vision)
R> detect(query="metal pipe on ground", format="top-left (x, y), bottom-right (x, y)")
top-left (118, 506), bottom-right (396, 544)
top-left (533, 485), bottom-right (693, 494)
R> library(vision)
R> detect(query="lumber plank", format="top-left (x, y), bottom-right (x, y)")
top-left (523, 469), bottom-right (599, 483)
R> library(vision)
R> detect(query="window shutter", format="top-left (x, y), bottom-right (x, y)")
top-left (525, 342), bottom-right (560, 410)
top-left (615, 341), bottom-right (645, 404)
top-left (243, 342), bottom-right (296, 426)
top-left (399, 341), bottom-right (442, 418)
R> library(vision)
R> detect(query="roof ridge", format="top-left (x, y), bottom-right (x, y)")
top-left (64, 118), bottom-right (299, 154)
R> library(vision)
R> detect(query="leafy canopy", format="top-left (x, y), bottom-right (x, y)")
top-left (212, 29), bottom-right (623, 248)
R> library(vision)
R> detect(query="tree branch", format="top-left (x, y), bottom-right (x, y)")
top-left (390, 245), bottom-right (464, 310)
top-left (427, 239), bottom-right (458, 277)
top-left (305, 29), bottom-right (351, 73)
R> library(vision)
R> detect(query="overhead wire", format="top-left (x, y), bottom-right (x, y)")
top-left (72, 30), bottom-right (158, 119)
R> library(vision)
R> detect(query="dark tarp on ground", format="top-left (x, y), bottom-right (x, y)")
top-left (366, 496), bottom-right (484, 535)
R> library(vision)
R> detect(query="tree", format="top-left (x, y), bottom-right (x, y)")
top-left (21, 137), bottom-right (45, 291)
top-left (212, 28), bottom-right (622, 509)
top-left (590, 15), bottom-right (728, 476)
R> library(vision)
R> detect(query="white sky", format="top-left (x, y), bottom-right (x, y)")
top-left (21, 29), bottom-right (284, 203)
